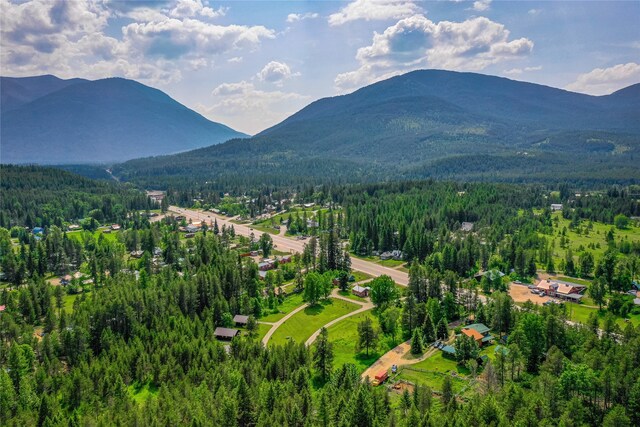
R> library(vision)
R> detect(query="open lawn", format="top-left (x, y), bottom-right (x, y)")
top-left (63, 293), bottom-right (90, 314)
top-left (261, 293), bottom-right (305, 323)
top-left (351, 253), bottom-right (407, 269)
top-left (352, 271), bottom-right (373, 282)
top-left (543, 211), bottom-right (640, 267)
top-left (396, 352), bottom-right (470, 394)
top-left (269, 298), bottom-right (359, 346)
top-left (337, 290), bottom-right (368, 303)
top-left (565, 302), bottom-right (640, 328)
top-left (327, 310), bottom-right (396, 373)
top-left (67, 229), bottom-right (119, 243)
top-left (256, 323), bottom-right (273, 342)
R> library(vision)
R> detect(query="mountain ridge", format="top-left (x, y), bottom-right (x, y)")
top-left (0, 75), bottom-right (247, 164)
top-left (112, 69), bottom-right (639, 187)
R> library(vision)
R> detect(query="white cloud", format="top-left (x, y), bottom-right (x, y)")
top-left (503, 65), bottom-right (542, 75)
top-left (227, 56), bottom-right (243, 63)
top-left (335, 15), bottom-right (534, 90)
top-left (528, 9), bottom-right (541, 16)
top-left (328, 0), bottom-right (422, 26)
top-left (169, 0), bottom-right (226, 19)
top-left (257, 61), bottom-right (300, 84)
top-left (472, 0), bottom-right (492, 12)
top-left (122, 19), bottom-right (275, 60)
top-left (207, 80), bottom-right (310, 134)
top-left (0, 0), bottom-right (275, 86)
top-left (286, 12), bottom-right (319, 23)
top-left (566, 62), bottom-right (640, 95)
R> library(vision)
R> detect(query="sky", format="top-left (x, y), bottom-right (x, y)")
top-left (1, 1), bottom-right (639, 135)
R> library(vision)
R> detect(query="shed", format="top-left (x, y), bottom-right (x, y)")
top-left (352, 285), bottom-right (371, 297)
top-left (214, 327), bottom-right (240, 340)
top-left (233, 315), bottom-right (250, 326)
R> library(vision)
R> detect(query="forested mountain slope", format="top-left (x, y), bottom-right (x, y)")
top-left (114, 70), bottom-right (640, 188)
top-left (0, 76), bottom-right (247, 164)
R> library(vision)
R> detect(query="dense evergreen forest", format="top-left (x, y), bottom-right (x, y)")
top-left (1, 217), bottom-right (640, 426)
top-left (1, 167), bottom-right (640, 426)
top-left (0, 165), bottom-right (153, 229)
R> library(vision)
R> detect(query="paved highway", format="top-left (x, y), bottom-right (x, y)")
top-left (169, 206), bottom-right (409, 286)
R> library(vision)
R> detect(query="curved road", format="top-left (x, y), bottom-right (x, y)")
top-left (170, 206), bottom-right (410, 286)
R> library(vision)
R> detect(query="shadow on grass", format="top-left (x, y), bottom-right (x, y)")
top-left (304, 299), bottom-right (333, 316)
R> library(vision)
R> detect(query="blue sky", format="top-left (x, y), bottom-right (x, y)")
top-left (1, 0), bottom-right (639, 134)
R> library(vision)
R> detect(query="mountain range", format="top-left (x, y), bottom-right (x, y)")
top-left (0, 75), bottom-right (247, 164)
top-left (113, 69), bottom-right (640, 187)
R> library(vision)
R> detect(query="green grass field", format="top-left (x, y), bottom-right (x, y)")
top-left (128, 383), bottom-right (159, 404)
top-left (261, 293), bottom-right (306, 323)
top-left (565, 302), bottom-right (640, 328)
top-left (396, 352), bottom-right (470, 394)
top-left (544, 211), bottom-right (640, 267)
top-left (351, 253), bottom-right (407, 269)
top-left (66, 229), bottom-right (119, 243)
top-left (256, 323), bottom-right (272, 342)
top-left (327, 310), bottom-right (396, 373)
top-left (352, 271), bottom-right (373, 282)
top-left (337, 290), bottom-right (368, 303)
top-left (269, 298), bottom-right (359, 346)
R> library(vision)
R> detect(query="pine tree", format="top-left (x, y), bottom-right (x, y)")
top-left (313, 327), bottom-right (334, 382)
top-left (411, 328), bottom-right (424, 355)
top-left (437, 317), bottom-right (449, 341)
top-left (422, 313), bottom-right (436, 344)
top-left (357, 317), bottom-right (378, 356)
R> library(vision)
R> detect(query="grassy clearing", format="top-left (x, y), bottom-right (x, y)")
top-left (544, 211), bottom-right (640, 266)
top-left (396, 352), bottom-right (470, 394)
top-left (352, 271), bottom-right (373, 282)
top-left (565, 302), bottom-right (640, 328)
top-left (337, 290), bottom-right (367, 303)
top-left (327, 310), bottom-right (396, 373)
top-left (351, 253), bottom-right (406, 269)
top-left (62, 293), bottom-right (88, 314)
top-left (128, 383), bottom-right (158, 404)
top-left (269, 298), bottom-right (360, 346)
top-left (256, 323), bottom-right (273, 342)
top-left (261, 293), bottom-right (306, 323)
top-left (66, 229), bottom-right (119, 243)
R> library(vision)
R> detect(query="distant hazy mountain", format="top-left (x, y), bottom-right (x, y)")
top-left (0, 76), bottom-right (247, 164)
top-left (114, 69), bottom-right (639, 187)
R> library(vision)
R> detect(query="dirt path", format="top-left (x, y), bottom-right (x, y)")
top-left (169, 207), bottom-right (410, 286)
top-left (361, 341), bottom-right (439, 380)
top-left (305, 288), bottom-right (374, 346)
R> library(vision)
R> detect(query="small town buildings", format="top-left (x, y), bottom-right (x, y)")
top-left (535, 279), bottom-right (586, 301)
top-left (0, 305), bottom-right (6, 312)
top-left (474, 270), bottom-right (505, 282)
top-left (185, 224), bottom-right (200, 233)
top-left (130, 250), bottom-right (144, 258)
top-left (233, 315), bottom-right (250, 327)
top-left (111, 224), bottom-right (121, 230)
top-left (214, 327), bottom-right (240, 340)
top-left (60, 274), bottom-right (73, 285)
top-left (258, 259), bottom-right (277, 271)
top-left (461, 222), bottom-right (474, 232)
top-left (67, 224), bottom-right (81, 231)
top-left (461, 323), bottom-right (493, 346)
top-left (634, 298), bottom-right (640, 306)
top-left (277, 255), bottom-right (292, 264)
top-left (352, 285), bottom-right (371, 298)
top-left (380, 250), bottom-right (403, 261)
top-left (32, 227), bottom-right (44, 234)
top-left (551, 204), bottom-right (563, 211)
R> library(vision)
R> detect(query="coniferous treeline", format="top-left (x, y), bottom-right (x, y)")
top-left (1, 224), bottom-right (639, 425)
top-left (0, 165), bottom-right (153, 229)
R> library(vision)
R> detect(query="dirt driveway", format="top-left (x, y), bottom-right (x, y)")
top-left (509, 283), bottom-right (551, 305)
